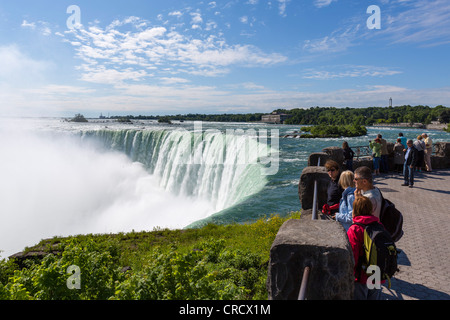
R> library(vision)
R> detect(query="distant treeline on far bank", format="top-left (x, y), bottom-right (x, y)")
top-left (109, 105), bottom-right (449, 126)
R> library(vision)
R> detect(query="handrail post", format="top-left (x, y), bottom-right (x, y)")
top-left (298, 266), bottom-right (311, 300)
top-left (312, 157), bottom-right (321, 220)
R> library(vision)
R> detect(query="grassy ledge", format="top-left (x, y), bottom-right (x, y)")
top-left (0, 211), bottom-right (301, 300)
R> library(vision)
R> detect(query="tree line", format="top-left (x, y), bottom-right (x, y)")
top-left (110, 113), bottom-right (265, 123)
top-left (108, 105), bottom-right (449, 126)
top-left (277, 105), bottom-right (449, 126)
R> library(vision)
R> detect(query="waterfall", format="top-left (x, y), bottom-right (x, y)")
top-left (81, 127), bottom-right (270, 212)
top-left (0, 120), bottom-right (275, 258)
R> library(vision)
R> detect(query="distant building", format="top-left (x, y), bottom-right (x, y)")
top-left (261, 112), bottom-right (291, 124)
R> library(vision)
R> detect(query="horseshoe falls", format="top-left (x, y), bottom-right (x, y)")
top-left (80, 127), bottom-right (271, 215)
top-left (0, 119), bottom-right (277, 258)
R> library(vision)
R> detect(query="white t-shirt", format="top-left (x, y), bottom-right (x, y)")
top-left (361, 188), bottom-right (382, 219)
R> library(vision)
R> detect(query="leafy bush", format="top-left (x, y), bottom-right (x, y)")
top-left (0, 212), bottom-right (301, 300)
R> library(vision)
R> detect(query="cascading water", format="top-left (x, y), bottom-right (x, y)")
top-left (0, 121), bottom-right (270, 258)
top-left (81, 127), bottom-right (269, 213)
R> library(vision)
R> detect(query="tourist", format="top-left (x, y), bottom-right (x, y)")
top-left (413, 135), bottom-right (425, 172)
top-left (422, 133), bottom-right (433, 172)
top-left (347, 196), bottom-right (383, 300)
top-left (322, 160), bottom-right (344, 216)
top-left (335, 170), bottom-right (356, 231)
top-left (369, 138), bottom-right (382, 176)
top-left (378, 134), bottom-right (388, 173)
top-left (342, 141), bottom-right (355, 172)
top-left (393, 138), bottom-right (405, 174)
top-left (398, 132), bottom-right (407, 147)
top-left (353, 166), bottom-right (382, 219)
top-left (403, 139), bottom-right (418, 188)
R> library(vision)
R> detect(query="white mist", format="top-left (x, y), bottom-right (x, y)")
top-left (0, 128), bottom-right (214, 259)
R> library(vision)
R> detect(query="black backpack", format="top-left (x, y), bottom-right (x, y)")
top-left (354, 222), bottom-right (399, 288)
top-left (377, 188), bottom-right (404, 243)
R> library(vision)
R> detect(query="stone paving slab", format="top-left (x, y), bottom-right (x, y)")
top-left (372, 169), bottom-right (450, 300)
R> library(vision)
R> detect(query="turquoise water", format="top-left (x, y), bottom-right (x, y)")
top-left (1, 118), bottom-right (449, 257)
top-left (193, 123), bottom-right (450, 226)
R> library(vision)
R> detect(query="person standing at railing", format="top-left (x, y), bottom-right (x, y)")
top-left (422, 133), bottom-right (433, 172)
top-left (378, 134), bottom-right (389, 173)
top-left (398, 132), bottom-right (407, 147)
top-left (342, 141), bottom-right (355, 172)
top-left (369, 138), bottom-right (382, 176)
top-left (393, 138), bottom-right (405, 174)
top-left (402, 140), bottom-right (418, 188)
top-left (413, 135), bottom-right (425, 172)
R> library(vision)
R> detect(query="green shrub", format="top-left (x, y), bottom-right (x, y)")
top-left (0, 212), bottom-right (301, 300)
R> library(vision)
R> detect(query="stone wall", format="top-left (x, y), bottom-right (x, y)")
top-left (266, 216), bottom-right (354, 300)
top-left (267, 163), bottom-right (355, 300)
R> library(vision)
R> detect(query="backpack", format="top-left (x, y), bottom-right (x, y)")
top-left (354, 222), bottom-right (399, 289)
top-left (377, 188), bottom-right (404, 243)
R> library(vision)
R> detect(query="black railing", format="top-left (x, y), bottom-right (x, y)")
top-left (350, 143), bottom-right (439, 160)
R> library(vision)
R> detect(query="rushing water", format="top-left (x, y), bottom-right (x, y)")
top-left (1, 117), bottom-right (449, 258)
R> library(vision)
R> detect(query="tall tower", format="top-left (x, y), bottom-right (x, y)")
top-left (389, 97), bottom-right (393, 108)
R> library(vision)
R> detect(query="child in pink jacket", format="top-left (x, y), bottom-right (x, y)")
top-left (347, 195), bottom-right (383, 300)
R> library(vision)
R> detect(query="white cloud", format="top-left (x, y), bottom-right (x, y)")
top-left (303, 65), bottom-right (403, 80)
top-left (169, 11), bottom-right (183, 18)
top-left (80, 66), bottom-right (150, 85)
top-left (240, 16), bottom-right (249, 24)
top-left (21, 20), bottom-right (52, 36)
top-left (190, 12), bottom-right (203, 25)
top-left (303, 25), bottom-right (361, 53)
top-left (21, 20), bottom-right (36, 29)
top-left (381, 0), bottom-right (450, 46)
top-left (62, 16), bottom-right (287, 84)
top-left (314, 0), bottom-right (337, 8)
top-left (277, 0), bottom-right (290, 17)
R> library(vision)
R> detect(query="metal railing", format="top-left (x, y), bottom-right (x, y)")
top-left (351, 145), bottom-right (372, 160)
top-left (300, 157), bottom-right (321, 300)
top-left (298, 266), bottom-right (311, 300)
top-left (311, 157), bottom-right (321, 221)
top-left (350, 143), bottom-right (439, 160)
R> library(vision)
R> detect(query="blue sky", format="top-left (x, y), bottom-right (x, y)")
top-left (0, 0), bottom-right (449, 117)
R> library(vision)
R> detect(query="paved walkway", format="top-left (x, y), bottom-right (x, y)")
top-left (373, 169), bottom-right (450, 300)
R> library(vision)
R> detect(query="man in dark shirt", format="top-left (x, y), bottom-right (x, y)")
top-left (402, 139), bottom-right (418, 188)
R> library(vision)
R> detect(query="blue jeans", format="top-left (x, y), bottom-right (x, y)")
top-left (373, 157), bottom-right (380, 171)
top-left (380, 155), bottom-right (388, 172)
top-left (403, 163), bottom-right (414, 186)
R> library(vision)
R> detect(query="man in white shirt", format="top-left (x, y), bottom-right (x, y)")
top-left (353, 166), bottom-right (382, 218)
top-left (422, 133), bottom-right (433, 172)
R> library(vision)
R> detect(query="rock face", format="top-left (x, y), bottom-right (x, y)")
top-left (266, 218), bottom-right (354, 300)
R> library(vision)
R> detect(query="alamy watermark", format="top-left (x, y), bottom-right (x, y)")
top-left (366, 265), bottom-right (382, 290)
top-left (66, 265), bottom-right (81, 290)
top-left (367, 5), bottom-right (381, 30)
top-left (66, 5), bottom-right (82, 30)
top-left (166, 122), bottom-right (280, 176)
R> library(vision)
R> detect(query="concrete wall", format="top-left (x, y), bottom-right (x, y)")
top-left (267, 165), bottom-right (355, 300)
